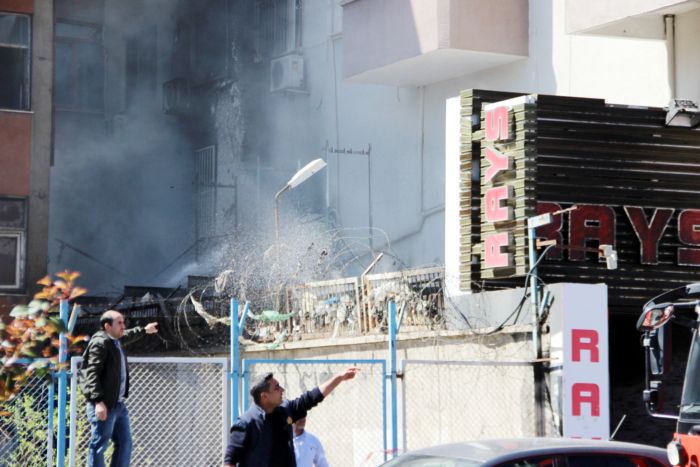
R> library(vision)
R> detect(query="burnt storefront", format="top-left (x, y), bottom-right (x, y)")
top-left (456, 89), bottom-right (700, 443)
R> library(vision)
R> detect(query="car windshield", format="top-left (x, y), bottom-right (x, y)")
top-left (381, 454), bottom-right (481, 467)
top-left (681, 330), bottom-right (700, 417)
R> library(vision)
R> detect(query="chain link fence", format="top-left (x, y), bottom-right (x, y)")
top-left (0, 377), bottom-right (51, 466)
top-left (243, 359), bottom-right (387, 467)
top-left (69, 357), bottom-right (229, 467)
top-left (401, 360), bottom-right (536, 451)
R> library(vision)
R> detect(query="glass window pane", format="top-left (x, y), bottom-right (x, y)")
top-left (0, 236), bottom-right (18, 286)
top-left (0, 14), bottom-right (29, 46)
top-left (0, 47), bottom-right (29, 110)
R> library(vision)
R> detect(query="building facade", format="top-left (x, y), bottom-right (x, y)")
top-left (0, 0), bottom-right (53, 317)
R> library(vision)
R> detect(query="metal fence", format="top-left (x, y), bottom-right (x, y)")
top-left (282, 266), bottom-right (445, 341)
top-left (242, 359), bottom-right (387, 467)
top-left (362, 267), bottom-right (444, 332)
top-left (286, 276), bottom-right (361, 339)
top-left (0, 377), bottom-right (51, 467)
top-left (68, 357), bottom-right (229, 467)
top-left (400, 360), bottom-right (537, 451)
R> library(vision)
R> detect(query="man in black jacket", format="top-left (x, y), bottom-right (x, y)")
top-left (224, 368), bottom-right (358, 467)
top-left (80, 310), bottom-right (158, 467)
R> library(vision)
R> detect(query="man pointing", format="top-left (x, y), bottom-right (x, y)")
top-left (80, 310), bottom-right (159, 467)
top-left (224, 368), bottom-right (359, 467)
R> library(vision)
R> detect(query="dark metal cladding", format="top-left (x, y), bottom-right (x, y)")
top-left (460, 89), bottom-right (700, 316)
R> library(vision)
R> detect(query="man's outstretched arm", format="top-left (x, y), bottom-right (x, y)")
top-left (286, 368), bottom-right (361, 421)
top-left (319, 368), bottom-right (359, 397)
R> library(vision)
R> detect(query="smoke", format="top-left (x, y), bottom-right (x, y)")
top-left (48, 0), bottom-right (402, 300)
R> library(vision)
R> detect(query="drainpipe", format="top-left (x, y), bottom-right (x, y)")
top-left (665, 14), bottom-right (676, 98)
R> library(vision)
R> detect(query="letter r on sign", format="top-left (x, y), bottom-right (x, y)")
top-left (572, 329), bottom-right (599, 363)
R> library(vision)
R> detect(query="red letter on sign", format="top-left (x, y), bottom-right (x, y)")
top-left (485, 107), bottom-right (509, 142)
top-left (484, 232), bottom-right (512, 268)
top-left (569, 205), bottom-right (616, 261)
top-left (572, 383), bottom-right (600, 416)
top-left (484, 147), bottom-right (511, 182)
top-left (485, 186), bottom-right (513, 222)
top-left (537, 202), bottom-right (563, 260)
top-left (678, 209), bottom-right (700, 266)
top-left (572, 329), bottom-right (599, 363)
top-left (624, 206), bottom-right (673, 265)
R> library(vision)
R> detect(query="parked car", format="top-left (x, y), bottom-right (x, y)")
top-left (379, 438), bottom-right (670, 467)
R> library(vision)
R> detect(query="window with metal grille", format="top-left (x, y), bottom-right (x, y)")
top-left (55, 21), bottom-right (104, 111)
top-left (0, 13), bottom-right (30, 111)
top-left (255, 0), bottom-right (302, 58)
top-left (195, 146), bottom-right (217, 240)
top-left (0, 198), bottom-right (26, 290)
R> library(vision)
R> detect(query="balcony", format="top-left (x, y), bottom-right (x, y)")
top-left (341, 0), bottom-right (528, 86)
top-left (567, 0), bottom-right (700, 38)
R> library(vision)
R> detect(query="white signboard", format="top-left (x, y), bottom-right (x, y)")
top-left (551, 283), bottom-right (610, 439)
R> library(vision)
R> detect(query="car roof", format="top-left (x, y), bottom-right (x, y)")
top-left (404, 438), bottom-right (669, 465)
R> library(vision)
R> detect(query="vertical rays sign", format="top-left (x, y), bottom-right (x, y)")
top-left (480, 96), bottom-right (537, 278)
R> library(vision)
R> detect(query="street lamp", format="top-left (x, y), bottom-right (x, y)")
top-left (274, 158), bottom-right (327, 242)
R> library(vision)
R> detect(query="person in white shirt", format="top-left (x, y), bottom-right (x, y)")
top-left (293, 416), bottom-right (329, 467)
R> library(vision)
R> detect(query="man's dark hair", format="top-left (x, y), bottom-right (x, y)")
top-left (100, 314), bottom-right (114, 330)
top-left (99, 310), bottom-right (122, 331)
top-left (250, 373), bottom-right (274, 405)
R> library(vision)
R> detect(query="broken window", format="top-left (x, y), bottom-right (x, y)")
top-left (55, 21), bottom-right (104, 111)
top-left (0, 13), bottom-right (31, 111)
top-left (0, 198), bottom-right (26, 291)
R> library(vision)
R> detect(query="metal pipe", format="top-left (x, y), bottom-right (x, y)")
top-left (57, 300), bottom-right (68, 466)
top-left (230, 298), bottom-right (239, 423)
top-left (388, 300), bottom-right (398, 458)
top-left (528, 226), bottom-right (540, 359)
top-left (665, 15), bottom-right (676, 98)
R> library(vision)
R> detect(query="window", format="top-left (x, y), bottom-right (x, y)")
top-left (55, 21), bottom-right (103, 111)
top-left (255, 0), bottom-right (302, 58)
top-left (0, 198), bottom-right (26, 291)
top-left (0, 13), bottom-right (30, 110)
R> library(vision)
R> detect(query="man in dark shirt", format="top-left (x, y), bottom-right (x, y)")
top-left (224, 368), bottom-right (358, 467)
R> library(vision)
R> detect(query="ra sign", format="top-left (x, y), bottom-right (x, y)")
top-left (550, 283), bottom-right (610, 440)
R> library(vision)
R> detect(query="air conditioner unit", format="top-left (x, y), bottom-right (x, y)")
top-left (270, 54), bottom-right (305, 93)
top-left (163, 77), bottom-right (191, 115)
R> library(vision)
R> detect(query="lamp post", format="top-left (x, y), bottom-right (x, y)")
top-left (274, 158), bottom-right (327, 242)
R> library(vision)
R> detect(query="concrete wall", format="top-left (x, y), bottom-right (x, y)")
top-left (26, 0), bottom-right (53, 296)
top-left (239, 326), bottom-right (539, 461)
top-left (246, 0), bottom-right (669, 278)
